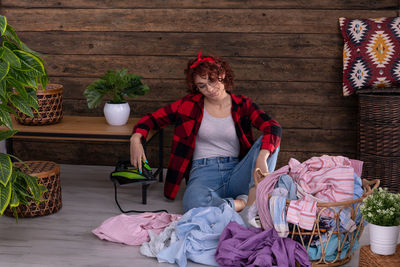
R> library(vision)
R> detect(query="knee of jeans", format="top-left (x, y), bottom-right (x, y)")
top-left (183, 186), bottom-right (213, 212)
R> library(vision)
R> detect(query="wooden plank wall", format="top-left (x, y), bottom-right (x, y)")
top-left (1, 0), bottom-right (399, 167)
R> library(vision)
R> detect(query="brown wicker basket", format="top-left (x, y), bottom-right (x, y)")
top-left (287, 179), bottom-right (380, 266)
top-left (359, 123), bottom-right (400, 157)
top-left (358, 89), bottom-right (400, 192)
top-left (16, 83), bottom-right (63, 125)
top-left (5, 161), bottom-right (62, 217)
top-left (359, 154), bottom-right (400, 193)
top-left (358, 90), bottom-right (400, 124)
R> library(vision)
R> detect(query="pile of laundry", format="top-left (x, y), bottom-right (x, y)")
top-left (92, 155), bottom-right (365, 266)
top-left (256, 155), bottom-right (364, 261)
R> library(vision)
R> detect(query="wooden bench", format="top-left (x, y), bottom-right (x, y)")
top-left (4, 115), bottom-right (164, 205)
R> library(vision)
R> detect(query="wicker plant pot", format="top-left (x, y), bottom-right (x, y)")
top-left (16, 83), bottom-right (63, 125)
top-left (5, 161), bottom-right (62, 218)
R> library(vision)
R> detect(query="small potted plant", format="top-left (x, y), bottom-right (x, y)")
top-left (360, 187), bottom-right (400, 255)
top-left (84, 69), bottom-right (149, 126)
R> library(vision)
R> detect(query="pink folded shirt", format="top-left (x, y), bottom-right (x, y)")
top-left (92, 212), bottom-right (181, 246)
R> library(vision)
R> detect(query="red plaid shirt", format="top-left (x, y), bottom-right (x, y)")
top-left (133, 92), bottom-right (282, 200)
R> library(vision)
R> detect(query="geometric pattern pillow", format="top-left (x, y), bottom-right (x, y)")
top-left (339, 17), bottom-right (400, 96)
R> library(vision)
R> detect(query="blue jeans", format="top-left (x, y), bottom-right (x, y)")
top-left (183, 137), bottom-right (280, 212)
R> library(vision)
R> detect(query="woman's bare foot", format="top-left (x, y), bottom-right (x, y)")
top-left (234, 199), bottom-right (246, 212)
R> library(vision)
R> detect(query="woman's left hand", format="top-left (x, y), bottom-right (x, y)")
top-left (255, 149), bottom-right (271, 174)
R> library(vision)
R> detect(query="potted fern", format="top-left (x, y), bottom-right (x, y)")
top-left (84, 69), bottom-right (149, 126)
top-left (0, 15), bottom-right (48, 220)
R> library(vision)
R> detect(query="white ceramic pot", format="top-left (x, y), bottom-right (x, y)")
top-left (369, 223), bottom-right (400, 255)
top-left (103, 102), bottom-right (131, 126)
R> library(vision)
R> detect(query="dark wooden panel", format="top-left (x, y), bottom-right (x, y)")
top-left (61, 99), bottom-right (356, 130)
top-left (266, 105), bottom-right (357, 130)
top-left (43, 55), bottom-right (342, 82)
top-left (2, 0), bottom-right (397, 9)
top-left (53, 77), bottom-right (356, 107)
top-left (3, 8), bottom-right (395, 33)
top-left (12, 139), bottom-right (130, 166)
top-left (281, 129), bottom-right (356, 152)
top-left (17, 31), bottom-right (342, 58)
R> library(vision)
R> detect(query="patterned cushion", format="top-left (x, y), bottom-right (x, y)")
top-left (339, 17), bottom-right (400, 96)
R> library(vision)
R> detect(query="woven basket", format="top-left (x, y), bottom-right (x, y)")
top-left (358, 90), bottom-right (400, 124)
top-left (16, 83), bottom-right (63, 125)
top-left (5, 161), bottom-right (62, 217)
top-left (358, 89), bottom-right (400, 192)
top-left (359, 154), bottom-right (400, 193)
top-left (359, 123), bottom-right (400, 157)
top-left (283, 179), bottom-right (379, 266)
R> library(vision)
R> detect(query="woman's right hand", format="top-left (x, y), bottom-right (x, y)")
top-left (130, 133), bottom-right (147, 173)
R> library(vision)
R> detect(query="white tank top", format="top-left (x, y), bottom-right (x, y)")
top-left (193, 108), bottom-right (240, 160)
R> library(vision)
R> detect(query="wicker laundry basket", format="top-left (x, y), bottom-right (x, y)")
top-left (5, 161), bottom-right (62, 217)
top-left (16, 83), bottom-right (63, 125)
top-left (358, 88), bottom-right (400, 192)
top-left (284, 179), bottom-right (379, 266)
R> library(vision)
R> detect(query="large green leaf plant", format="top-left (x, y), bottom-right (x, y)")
top-left (84, 69), bottom-right (150, 109)
top-left (0, 15), bottom-right (48, 221)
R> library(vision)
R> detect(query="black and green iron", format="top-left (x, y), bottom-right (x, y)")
top-left (111, 160), bottom-right (154, 184)
top-left (110, 160), bottom-right (167, 213)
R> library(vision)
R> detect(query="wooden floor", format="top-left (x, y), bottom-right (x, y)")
top-left (0, 164), bottom-right (384, 267)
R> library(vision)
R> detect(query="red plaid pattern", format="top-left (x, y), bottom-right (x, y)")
top-left (133, 92), bottom-right (282, 200)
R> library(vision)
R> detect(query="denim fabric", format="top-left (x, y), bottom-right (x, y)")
top-left (183, 136), bottom-right (280, 212)
top-left (157, 203), bottom-right (245, 267)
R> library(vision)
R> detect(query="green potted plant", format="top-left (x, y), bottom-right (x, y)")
top-left (360, 187), bottom-right (400, 255)
top-left (84, 69), bottom-right (150, 126)
top-left (0, 15), bottom-right (48, 221)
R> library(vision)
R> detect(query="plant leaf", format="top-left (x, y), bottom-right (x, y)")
top-left (0, 61), bottom-right (10, 82)
top-left (0, 107), bottom-right (13, 129)
top-left (0, 130), bottom-right (17, 141)
top-left (6, 68), bottom-right (31, 86)
top-left (0, 103), bottom-right (14, 127)
top-left (0, 181), bottom-right (11, 215)
top-left (4, 25), bottom-right (22, 48)
top-left (9, 94), bottom-right (34, 117)
top-left (25, 87), bottom-right (38, 111)
top-left (0, 16), bottom-right (7, 36)
top-left (0, 47), bottom-right (4, 59)
top-left (0, 79), bottom-right (7, 99)
top-left (7, 77), bottom-right (28, 100)
top-left (3, 40), bottom-right (19, 52)
top-left (40, 73), bottom-right (49, 90)
top-left (15, 189), bottom-right (28, 205)
top-left (0, 153), bottom-right (12, 187)
top-left (21, 172), bottom-right (41, 200)
top-left (13, 179), bottom-right (30, 199)
top-left (20, 41), bottom-right (43, 58)
top-left (9, 188), bottom-right (19, 208)
top-left (84, 85), bottom-right (106, 109)
top-left (2, 46), bottom-right (21, 69)
top-left (13, 50), bottom-right (45, 74)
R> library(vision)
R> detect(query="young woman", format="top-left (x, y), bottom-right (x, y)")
top-left (130, 52), bottom-right (282, 212)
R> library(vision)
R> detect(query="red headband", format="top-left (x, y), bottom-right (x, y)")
top-left (189, 51), bottom-right (218, 69)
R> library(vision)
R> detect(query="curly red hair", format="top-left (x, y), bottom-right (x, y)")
top-left (184, 54), bottom-right (234, 94)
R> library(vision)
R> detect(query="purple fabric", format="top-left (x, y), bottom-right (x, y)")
top-left (215, 222), bottom-right (311, 267)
